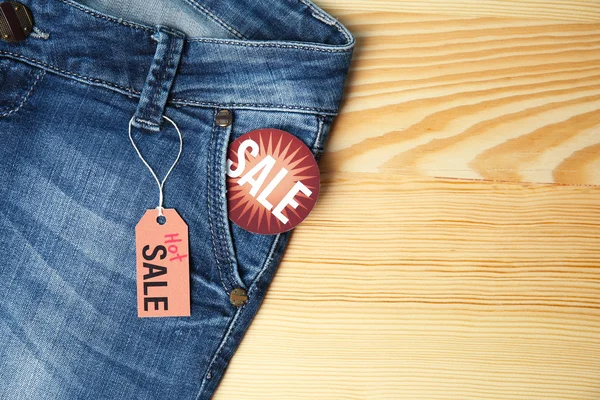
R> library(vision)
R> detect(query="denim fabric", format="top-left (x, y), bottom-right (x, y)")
top-left (0, 0), bottom-right (354, 399)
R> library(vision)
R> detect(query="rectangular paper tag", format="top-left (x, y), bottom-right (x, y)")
top-left (135, 208), bottom-right (191, 318)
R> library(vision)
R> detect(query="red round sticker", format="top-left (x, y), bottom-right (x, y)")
top-left (226, 128), bottom-right (320, 234)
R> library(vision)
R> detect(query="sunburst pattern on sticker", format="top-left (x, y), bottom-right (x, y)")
top-left (226, 128), bottom-right (320, 235)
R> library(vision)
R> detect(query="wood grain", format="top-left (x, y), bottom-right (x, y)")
top-left (319, 12), bottom-right (600, 186)
top-left (215, 2), bottom-right (600, 399)
top-left (317, 1), bottom-right (600, 22)
top-left (216, 173), bottom-right (600, 399)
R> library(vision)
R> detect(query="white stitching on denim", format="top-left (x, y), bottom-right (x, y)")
top-left (298, 0), bottom-right (353, 43)
top-left (310, 11), bottom-right (336, 26)
top-left (0, 69), bottom-right (45, 118)
top-left (215, 121), bottom-right (244, 289)
top-left (171, 98), bottom-right (337, 115)
top-left (207, 110), bottom-right (230, 293)
top-left (248, 234), bottom-right (281, 296)
top-left (58, 0), bottom-right (353, 51)
top-left (0, 53), bottom-right (341, 115)
top-left (312, 115), bottom-right (325, 152)
top-left (57, 0), bottom-right (153, 32)
top-left (185, 37), bottom-right (353, 52)
top-left (298, 0), bottom-right (333, 23)
top-left (30, 26), bottom-right (50, 40)
top-left (0, 51), bottom-right (140, 95)
top-left (184, 0), bottom-right (247, 40)
top-left (133, 117), bottom-right (160, 127)
top-left (151, 33), bottom-right (177, 121)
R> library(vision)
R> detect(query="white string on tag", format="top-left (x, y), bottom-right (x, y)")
top-left (128, 115), bottom-right (183, 217)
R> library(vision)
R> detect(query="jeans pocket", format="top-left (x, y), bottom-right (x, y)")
top-left (0, 57), bottom-right (45, 119)
top-left (208, 107), bottom-right (332, 294)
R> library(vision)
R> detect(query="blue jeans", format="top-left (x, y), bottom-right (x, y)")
top-left (0, 0), bottom-right (353, 398)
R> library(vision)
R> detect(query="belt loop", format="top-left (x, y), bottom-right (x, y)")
top-left (132, 26), bottom-right (185, 132)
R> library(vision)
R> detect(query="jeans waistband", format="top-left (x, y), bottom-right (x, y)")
top-left (0, 0), bottom-right (355, 115)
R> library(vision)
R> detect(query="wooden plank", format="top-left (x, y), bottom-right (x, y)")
top-left (315, 0), bottom-right (600, 22)
top-left (318, 12), bottom-right (600, 185)
top-left (216, 173), bottom-right (600, 399)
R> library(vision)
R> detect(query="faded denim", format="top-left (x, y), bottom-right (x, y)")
top-left (0, 0), bottom-right (354, 398)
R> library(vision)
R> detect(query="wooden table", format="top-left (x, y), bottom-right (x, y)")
top-left (215, 2), bottom-right (600, 398)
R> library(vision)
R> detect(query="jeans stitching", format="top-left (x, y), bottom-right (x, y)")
top-left (297, 0), bottom-right (353, 43)
top-left (213, 120), bottom-right (242, 290)
top-left (195, 306), bottom-right (243, 400)
top-left (196, 233), bottom-right (281, 400)
top-left (172, 99), bottom-right (337, 115)
top-left (133, 118), bottom-right (159, 128)
top-left (0, 69), bottom-right (45, 118)
top-left (151, 33), bottom-right (175, 121)
top-left (59, 0), bottom-right (354, 52)
top-left (248, 234), bottom-right (281, 296)
top-left (0, 52), bottom-right (140, 95)
top-left (185, 37), bottom-right (353, 52)
top-left (0, 53), bottom-right (340, 115)
top-left (57, 0), bottom-right (153, 32)
top-left (184, 0), bottom-right (247, 40)
top-left (207, 110), bottom-right (229, 293)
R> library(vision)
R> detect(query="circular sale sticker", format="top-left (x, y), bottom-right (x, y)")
top-left (226, 128), bottom-right (320, 235)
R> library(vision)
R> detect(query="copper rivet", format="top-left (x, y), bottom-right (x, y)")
top-left (2, 34), bottom-right (8, 39)
top-left (215, 109), bottom-right (233, 128)
top-left (230, 288), bottom-right (248, 306)
top-left (14, 5), bottom-right (19, 10)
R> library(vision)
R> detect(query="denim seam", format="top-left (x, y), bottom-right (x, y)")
top-left (213, 118), bottom-right (244, 290)
top-left (0, 52), bottom-right (340, 115)
top-left (148, 42), bottom-right (165, 121)
top-left (57, 0), bottom-right (153, 32)
top-left (207, 111), bottom-right (230, 293)
top-left (195, 306), bottom-right (243, 400)
top-left (248, 234), bottom-right (281, 296)
top-left (0, 69), bottom-right (45, 118)
top-left (153, 33), bottom-right (176, 121)
top-left (219, 123), bottom-right (244, 290)
top-left (133, 118), bottom-right (159, 128)
top-left (59, 0), bottom-right (355, 53)
top-left (184, 0), bottom-right (247, 40)
top-left (307, 10), bottom-right (336, 26)
top-left (0, 51), bottom-right (140, 96)
top-left (185, 37), bottom-right (353, 53)
top-left (213, 136), bottom-right (232, 290)
top-left (299, 0), bottom-right (335, 25)
top-left (195, 233), bottom-right (281, 400)
top-left (297, 0), bottom-right (353, 43)
top-left (171, 99), bottom-right (338, 115)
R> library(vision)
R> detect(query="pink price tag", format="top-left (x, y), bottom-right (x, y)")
top-left (135, 208), bottom-right (191, 318)
top-left (226, 128), bottom-right (320, 235)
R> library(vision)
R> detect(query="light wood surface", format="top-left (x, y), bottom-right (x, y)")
top-left (215, 2), bottom-right (600, 399)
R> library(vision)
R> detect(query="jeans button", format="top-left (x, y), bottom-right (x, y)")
top-left (230, 288), bottom-right (248, 306)
top-left (215, 109), bottom-right (233, 127)
top-left (0, 2), bottom-right (33, 43)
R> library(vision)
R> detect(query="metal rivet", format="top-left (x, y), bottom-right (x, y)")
top-left (1, 2), bottom-right (34, 43)
top-left (230, 288), bottom-right (248, 306)
top-left (215, 109), bottom-right (232, 127)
